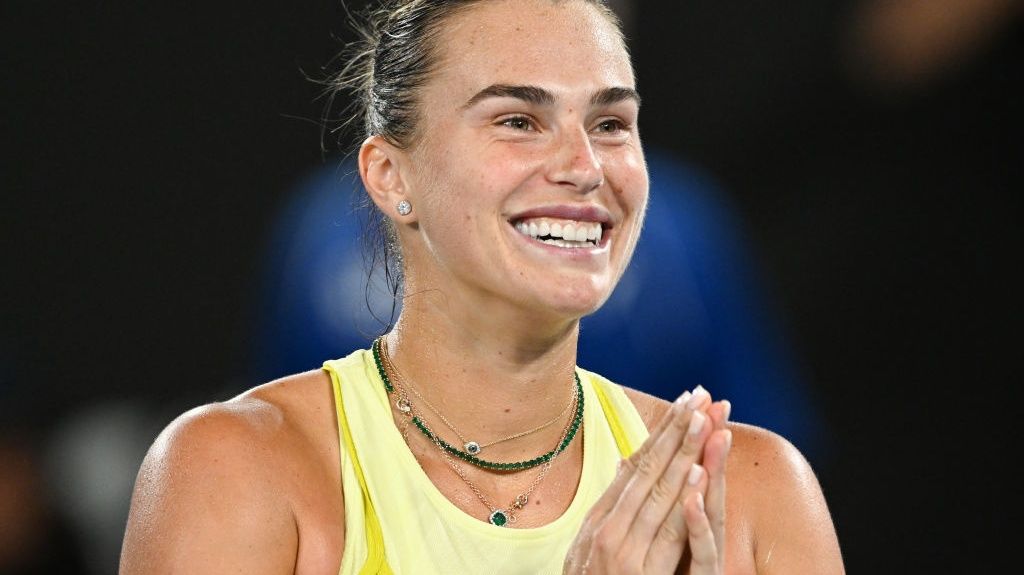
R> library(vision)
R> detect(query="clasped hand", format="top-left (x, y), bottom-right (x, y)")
top-left (564, 386), bottom-right (731, 574)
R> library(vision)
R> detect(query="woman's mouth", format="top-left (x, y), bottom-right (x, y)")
top-left (512, 217), bottom-right (604, 248)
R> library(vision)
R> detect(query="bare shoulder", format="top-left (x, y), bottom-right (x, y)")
top-left (240, 368), bottom-right (338, 446)
top-left (727, 423), bottom-right (845, 574)
top-left (725, 422), bottom-right (821, 511)
top-left (616, 386), bottom-right (830, 512)
top-left (141, 368), bottom-right (334, 483)
top-left (616, 385), bottom-right (844, 573)
top-left (616, 384), bottom-right (816, 489)
top-left (120, 369), bottom-right (340, 574)
top-left (727, 422), bottom-right (811, 479)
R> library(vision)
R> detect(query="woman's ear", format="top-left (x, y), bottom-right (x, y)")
top-left (359, 135), bottom-right (415, 222)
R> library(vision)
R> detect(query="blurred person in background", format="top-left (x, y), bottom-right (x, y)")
top-left (0, 434), bottom-right (87, 575)
top-left (845, 0), bottom-right (1020, 90)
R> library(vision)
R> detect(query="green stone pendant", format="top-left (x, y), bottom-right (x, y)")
top-left (489, 509), bottom-right (508, 527)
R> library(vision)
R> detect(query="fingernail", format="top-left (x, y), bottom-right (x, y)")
top-left (675, 390), bottom-right (692, 406)
top-left (686, 385), bottom-right (708, 409)
top-left (696, 491), bottom-right (705, 513)
top-left (687, 463), bottom-right (704, 485)
top-left (723, 429), bottom-right (733, 450)
top-left (722, 400), bottom-right (732, 422)
top-left (687, 410), bottom-right (705, 436)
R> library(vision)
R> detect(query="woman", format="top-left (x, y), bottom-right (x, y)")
top-left (120, 0), bottom-right (844, 573)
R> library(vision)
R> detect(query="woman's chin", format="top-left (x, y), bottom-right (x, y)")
top-left (533, 282), bottom-right (613, 322)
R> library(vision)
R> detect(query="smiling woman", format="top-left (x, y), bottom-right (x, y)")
top-left (118, 1), bottom-right (843, 574)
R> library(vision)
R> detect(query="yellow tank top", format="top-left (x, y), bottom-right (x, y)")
top-left (323, 349), bottom-right (650, 575)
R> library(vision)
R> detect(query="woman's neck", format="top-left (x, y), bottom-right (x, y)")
top-left (384, 291), bottom-right (581, 452)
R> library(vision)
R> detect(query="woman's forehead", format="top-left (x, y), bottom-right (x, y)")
top-left (430, 0), bottom-right (633, 97)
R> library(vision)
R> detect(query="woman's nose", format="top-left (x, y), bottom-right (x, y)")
top-left (546, 127), bottom-right (604, 193)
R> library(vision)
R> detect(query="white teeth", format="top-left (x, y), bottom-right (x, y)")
top-left (541, 238), bottom-right (589, 248)
top-left (513, 217), bottom-right (604, 248)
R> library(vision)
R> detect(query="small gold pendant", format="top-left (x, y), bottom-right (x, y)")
top-left (396, 397), bottom-right (412, 414)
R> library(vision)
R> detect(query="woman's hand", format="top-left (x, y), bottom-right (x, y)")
top-left (564, 387), bottom-right (732, 574)
top-left (680, 400), bottom-right (730, 575)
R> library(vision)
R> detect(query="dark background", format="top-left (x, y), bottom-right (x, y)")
top-left (5, 0), bottom-right (1020, 572)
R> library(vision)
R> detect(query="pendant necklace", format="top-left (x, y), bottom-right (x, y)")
top-left (372, 336), bottom-right (583, 526)
top-left (409, 376), bottom-right (576, 526)
top-left (373, 337), bottom-right (583, 472)
top-left (379, 337), bottom-right (576, 456)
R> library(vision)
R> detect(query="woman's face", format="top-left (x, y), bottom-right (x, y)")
top-left (399, 0), bottom-right (648, 321)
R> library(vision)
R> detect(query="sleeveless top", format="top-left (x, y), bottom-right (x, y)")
top-left (322, 349), bottom-right (651, 575)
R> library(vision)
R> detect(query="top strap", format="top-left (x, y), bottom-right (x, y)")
top-left (590, 377), bottom-right (636, 458)
top-left (325, 365), bottom-right (395, 575)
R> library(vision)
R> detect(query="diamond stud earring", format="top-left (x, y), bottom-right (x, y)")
top-left (396, 200), bottom-right (412, 216)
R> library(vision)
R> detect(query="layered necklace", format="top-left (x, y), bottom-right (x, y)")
top-left (372, 336), bottom-right (584, 526)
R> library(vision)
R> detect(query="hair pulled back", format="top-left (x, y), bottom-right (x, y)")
top-left (327, 0), bottom-right (622, 148)
top-left (322, 0), bottom-right (623, 326)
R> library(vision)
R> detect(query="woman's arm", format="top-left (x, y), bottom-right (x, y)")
top-left (119, 400), bottom-right (300, 574)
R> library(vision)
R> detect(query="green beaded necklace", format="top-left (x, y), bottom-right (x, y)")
top-left (372, 337), bottom-right (583, 472)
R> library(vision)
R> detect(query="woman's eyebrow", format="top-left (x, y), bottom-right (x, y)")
top-left (463, 84), bottom-right (555, 108)
top-left (463, 84), bottom-right (641, 109)
top-left (591, 86), bottom-right (641, 108)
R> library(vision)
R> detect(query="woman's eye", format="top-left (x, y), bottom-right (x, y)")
top-left (595, 119), bottom-right (626, 133)
top-left (500, 116), bottom-right (533, 131)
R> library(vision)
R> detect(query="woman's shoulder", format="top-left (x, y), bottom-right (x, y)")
top-left (726, 421), bottom-right (843, 570)
top-left (159, 369), bottom-right (334, 461)
top-left (130, 369), bottom-right (337, 512)
top-left (616, 383), bottom-right (811, 471)
top-left (616, 384), bottom-right (842, 570)
top-left (121, 370), bottom-right (343, 573)
top-left (616, 383), bottom-right (826, 520)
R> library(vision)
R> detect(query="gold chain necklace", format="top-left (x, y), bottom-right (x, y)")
top-left (379, 338), bottom-right (575, 456)
top-left (376, 339), bottom-right (581, 526)
top-left (392, 374), bottom-right (576, 526)
top-left (372, 338), bottom-right (583, 472)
